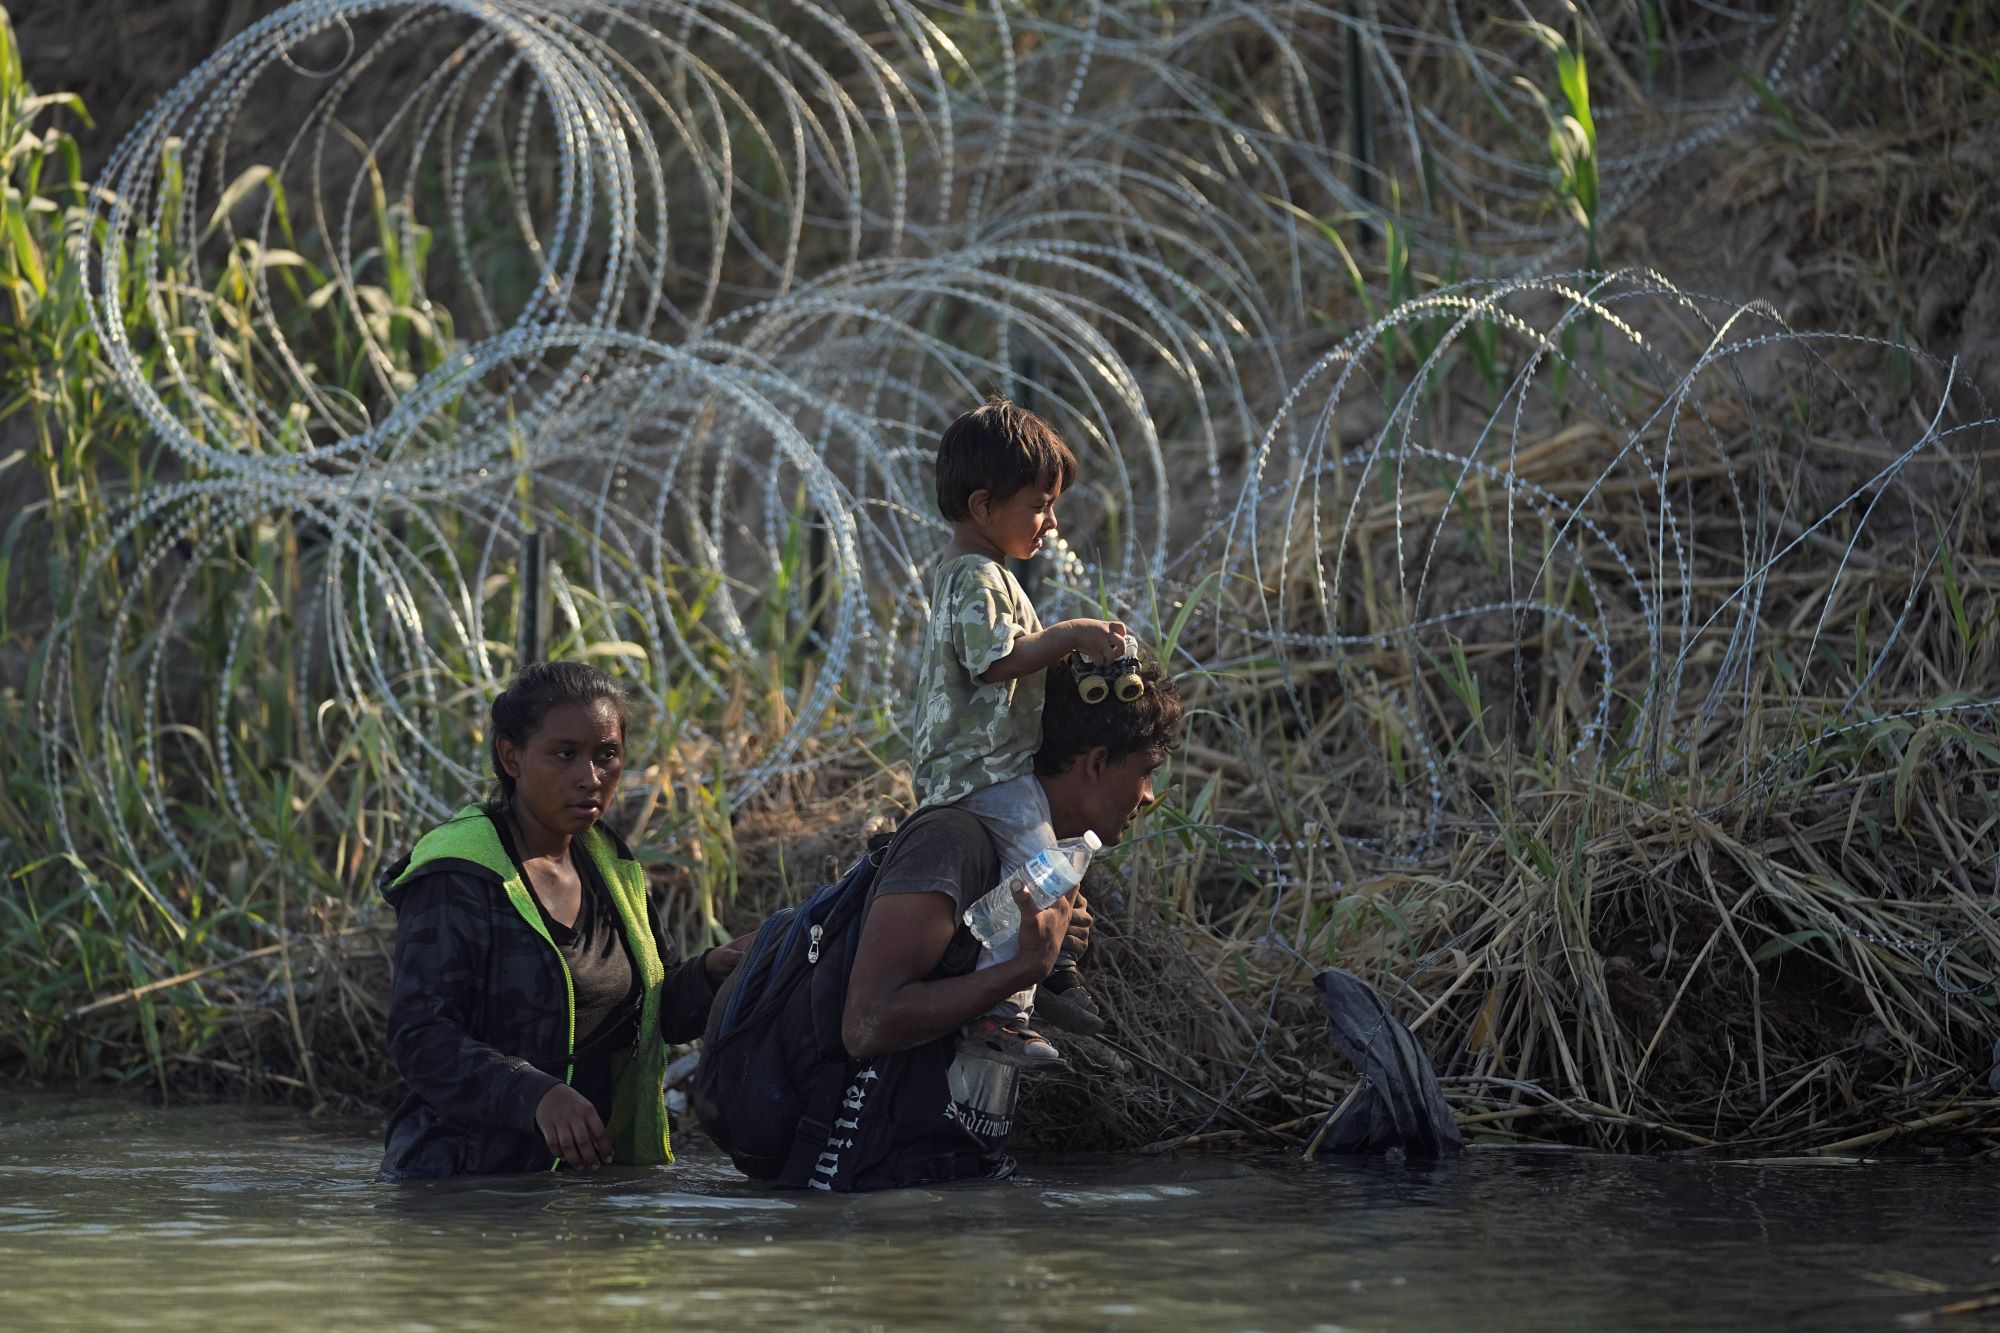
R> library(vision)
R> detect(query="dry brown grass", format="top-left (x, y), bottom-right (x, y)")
top-left (7, 0), bottom-right (1996, 1165)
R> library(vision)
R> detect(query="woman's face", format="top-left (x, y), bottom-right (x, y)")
top-left (498, 698), bottom-right (625, 838)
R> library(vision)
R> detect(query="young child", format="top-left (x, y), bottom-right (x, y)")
top-left (912, 395), bottom-right (1127, 1067)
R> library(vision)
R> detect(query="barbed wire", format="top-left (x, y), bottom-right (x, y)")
top-left (42, 1), bottom-right (1998, 1024)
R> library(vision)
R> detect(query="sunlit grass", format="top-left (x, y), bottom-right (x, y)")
top-left (2, 1), bottom-right (1996, 1159)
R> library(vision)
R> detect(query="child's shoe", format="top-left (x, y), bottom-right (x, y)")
top-left (962, 1014), bottom-right (1065, 1069)
top-left (1033, 954), bottom-right (1105, 1035)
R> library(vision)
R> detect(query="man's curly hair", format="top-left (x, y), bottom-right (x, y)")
top-left (1034, 652), bottom-right (1183, 775)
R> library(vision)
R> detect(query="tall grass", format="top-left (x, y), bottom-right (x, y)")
top-left (3, 0), bottom-right (1995, 1156)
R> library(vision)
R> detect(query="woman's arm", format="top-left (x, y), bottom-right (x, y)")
top-left (385, 875), bottom-right (562, 1132)
top-left (648, 901), bottom-right (753, 1045)
top-left (840, 881), bottom-right (1073, 1059)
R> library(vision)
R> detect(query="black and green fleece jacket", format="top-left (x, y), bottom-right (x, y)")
top-left (378, 804), bottom-right (716, 1179)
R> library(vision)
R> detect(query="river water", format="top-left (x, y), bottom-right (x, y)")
top-left (1, 1091), bottom-right (1993, 1330)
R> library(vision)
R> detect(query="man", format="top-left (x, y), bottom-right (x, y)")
top-left (819, 655), bottom-right (1183, 1189)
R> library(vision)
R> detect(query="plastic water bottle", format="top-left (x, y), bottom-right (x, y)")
top-left (964, 831), bottom-right (1102, 955)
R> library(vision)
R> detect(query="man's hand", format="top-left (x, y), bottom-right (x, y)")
top-left (1010, 879), bottom-right (1076, 981)
top-left (1059, 618), bottom-right (1128, 663)
top-left (535, 1083), bottom-right (611, 1171)
top-left (703, 931), bottom-right (756, 985)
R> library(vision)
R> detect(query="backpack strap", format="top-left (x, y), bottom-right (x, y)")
top-left (787, 1057), bottom-right (889, 1191)
top-left (783, 1064), bottom-right (852, 1189)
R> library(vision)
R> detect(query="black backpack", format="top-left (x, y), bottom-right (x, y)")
top-left (690, 848), bottom-right (885, 1182)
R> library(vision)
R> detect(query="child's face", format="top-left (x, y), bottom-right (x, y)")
top-left (978, 481), bottom-right (1060, 561)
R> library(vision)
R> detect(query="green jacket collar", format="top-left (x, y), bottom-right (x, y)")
top-left (389, 805), bottom-right (674, 1167)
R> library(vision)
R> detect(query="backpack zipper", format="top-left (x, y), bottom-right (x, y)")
top-left (807, 923), bottom-right (824, 964)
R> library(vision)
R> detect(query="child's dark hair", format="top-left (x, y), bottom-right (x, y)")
top-left (935, 395), bottom-right (1078, 522)
top-left (489, 661), bottom-right (630, 801)
top-left (1035, 654), bottom-right (1183, 776)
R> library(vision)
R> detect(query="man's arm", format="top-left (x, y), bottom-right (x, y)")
top-left (841, 882), bottom-right (1073, 1059)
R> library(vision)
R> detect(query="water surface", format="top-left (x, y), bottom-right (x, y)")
top-left (2, 1092), bottom-right (1993, 1330)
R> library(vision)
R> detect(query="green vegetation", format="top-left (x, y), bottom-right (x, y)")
top-left (3, 1), bottom-right (1997, 1160)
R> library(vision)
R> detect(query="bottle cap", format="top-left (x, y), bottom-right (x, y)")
top-left (1082, 830), bottom-right (1102, 852)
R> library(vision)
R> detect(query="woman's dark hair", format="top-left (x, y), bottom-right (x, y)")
top-left (489, 661), bottom-right (631, 801)
top-left (936, 395), bottom-right (1078, 522)
top-left (1034, 654), bottom-right (1183, 776)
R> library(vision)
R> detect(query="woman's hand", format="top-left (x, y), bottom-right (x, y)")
top-left (534, 1084), bottom-right (611, 1170)
top-left (703, 931), bottom-right (756, 985)
top-left (1009, 879), bottom-right (1075, 982)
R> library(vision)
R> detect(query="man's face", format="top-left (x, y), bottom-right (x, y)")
top-left (1082, 748), bottom-right (1163, 844)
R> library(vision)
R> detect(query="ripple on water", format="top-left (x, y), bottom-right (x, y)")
top-left (183, 1175), bottom-right (355, 1194)
top-left (164, 1281), bottom-right (318, 1297)
top-left (1038, 1184), bottom-right (1202, 1206)
top-left (604, 1191), bottom-right (795, 1213)
top-left (5, 1094), bottom-right (1998, 1332)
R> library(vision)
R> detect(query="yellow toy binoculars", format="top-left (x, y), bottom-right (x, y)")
top-left (1075, 634), bottom-right (1144, 704)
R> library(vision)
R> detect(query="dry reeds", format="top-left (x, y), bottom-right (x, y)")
top-left (3, 1), bottom-right (1995, 1158)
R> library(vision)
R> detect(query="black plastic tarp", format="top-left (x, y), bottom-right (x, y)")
top-left (1311, 967), bottom-right (1463, 1159)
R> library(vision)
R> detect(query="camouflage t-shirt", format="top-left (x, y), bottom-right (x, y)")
top-left (912, 554), bottom-right (1045, 806)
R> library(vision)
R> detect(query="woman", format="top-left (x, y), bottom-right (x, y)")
top-left (379, 661), bottom-right (742, 1178)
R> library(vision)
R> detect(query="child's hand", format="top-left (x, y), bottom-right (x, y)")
top-left (1062, 619), bottom-right (1128, 663)
top-left (1064, 890), bottom-right (1092, 959)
